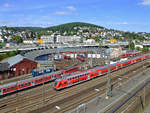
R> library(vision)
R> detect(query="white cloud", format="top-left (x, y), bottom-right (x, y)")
top-left (66, 6), bottom-right (76, 10)
top-left (118, 22), bottom-right (128, 25)
top-left (55, 11), bottom-right (69, 15)
top-left (140, 0), bottom-right (150, 6)
top-left (3, 3), bottom-right (10, 8)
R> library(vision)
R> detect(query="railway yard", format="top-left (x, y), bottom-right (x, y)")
top-left (0, 49), bottom-right (150, 113)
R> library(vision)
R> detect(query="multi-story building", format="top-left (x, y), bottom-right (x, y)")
top-left (56, 35), bottom-right (81, 43)
top-left (41, 35), bottom-right (54, 44)
top-left (40, 35), bottom-right (81, 44)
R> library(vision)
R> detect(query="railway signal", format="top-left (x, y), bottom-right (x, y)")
top-left (106, 57), bottom-right (112, 99)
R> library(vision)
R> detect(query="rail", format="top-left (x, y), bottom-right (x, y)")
top-left (108, 76), bottom-right (150, 113)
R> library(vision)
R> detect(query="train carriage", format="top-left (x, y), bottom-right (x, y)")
top-left (54, 71), bottom-right (90, 90)
top-left (120, 60), bottom-right (131, 67)
top-left (54, 54), bottom-right (149, 90)
top-left (32, 67), bottom-right (53, 77)
top-left (0, 66), bottom-right (80, 96)
top-left (17, 80), bottom-right (33, 90)
top-left (1, 82), bottom-right (18, 95)
top-left (1, 53), bottom-right (150, 95)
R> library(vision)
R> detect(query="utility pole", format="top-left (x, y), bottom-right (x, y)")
top-left (106, 56), bottom-right (112, 99)
top-left (42, 73), bottom-right (45, 104)
top-left (143, 58), bottom-right (145, 108)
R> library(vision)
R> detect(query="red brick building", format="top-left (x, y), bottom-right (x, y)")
top-left (0, 55), bottom-right (37, 80)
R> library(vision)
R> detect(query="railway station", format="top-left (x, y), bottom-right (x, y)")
top-left (0, 44), bottom-right (150, 113)
top-left (1, 0), bottom-right (150, 112)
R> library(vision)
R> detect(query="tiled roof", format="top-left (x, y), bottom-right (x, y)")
top-left (1, 55), bottom-right (25, 67)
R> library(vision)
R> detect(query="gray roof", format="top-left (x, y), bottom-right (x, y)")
top-left (1, 55), bottom-right (25, 67)
top-left (0, 62), bottom-right (9, 71)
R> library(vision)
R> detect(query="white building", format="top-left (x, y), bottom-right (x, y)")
top-left (40, 35), bottom-right (81, 44)
top-left (56, 36), bottom-right (81, 43)
top-left (23, 40), bottom-right (34, 44)
top-left (41, 35), bottom-right (54, 44)
top-left (84, 39), bottom-right (95, 44)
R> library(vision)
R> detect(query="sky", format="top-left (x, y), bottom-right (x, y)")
top-left (0, 0), bottom-right (150, 33)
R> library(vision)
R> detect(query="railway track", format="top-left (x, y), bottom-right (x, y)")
top-left (38, 61), bottom-right (150, 113)
top-left (0, 60), bottom-right (149, 113)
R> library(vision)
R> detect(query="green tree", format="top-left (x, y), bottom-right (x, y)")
top-left (129, 41), bottom-right (135, 50)
top-left (142, 46), bottom-right (149, 53)
top-left (6, 51), bottom-right (17, 56)
top-left (12, 36), bottom-right (23, 44)
top-left (0, 42), bottom-right (5, 47)
top-left (0, 53), bottom-right (8, 61)
top-left (136, 47), bottom-right (141, 51)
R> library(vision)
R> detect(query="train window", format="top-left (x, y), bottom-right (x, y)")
top-left (59, 82), bottom-right (62, 87)
top-left (28, 82), bottom-right (31, 85)
top-left (3, 89), bottom-right (6, 92)
top-left (35, 80), bottom-right (38, 83)
top-left (21, 84), bottom-right (24, 87)
top-left (25, 83), bottom-right (28, 86)
top-left (64, 81), bottom-right (67, 84)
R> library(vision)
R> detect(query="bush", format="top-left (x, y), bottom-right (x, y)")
top-left (0, 50), bottom-right (19, 61)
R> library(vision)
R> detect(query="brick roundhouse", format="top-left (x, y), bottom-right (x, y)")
top-left (0, 55), bottom-right (37, 80)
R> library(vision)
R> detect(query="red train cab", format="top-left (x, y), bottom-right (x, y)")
top-left (54, 79), bottom-right (69, 90)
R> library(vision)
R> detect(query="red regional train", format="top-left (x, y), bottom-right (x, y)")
top-left (120, 51), bottom-right (140, 58)
top-left (0, 66), bottom-right (80, 96)
top-left (54, 54), bottom-right (150, 90)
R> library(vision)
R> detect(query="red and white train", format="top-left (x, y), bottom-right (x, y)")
top-left (0, 66), bottom-right (80, 96)
top-left (120, 51), bottom-right (140, 58)
top-left (54, 54), bottom-right (150, 90)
